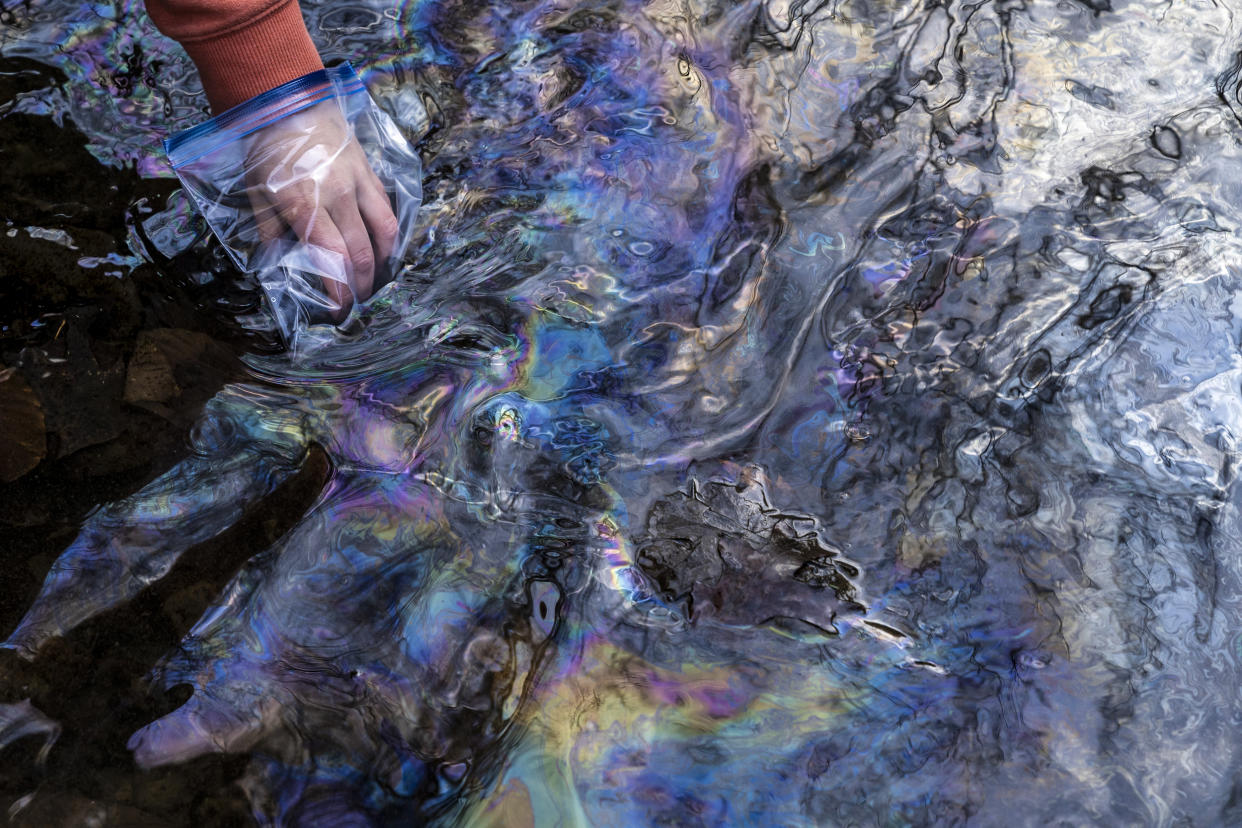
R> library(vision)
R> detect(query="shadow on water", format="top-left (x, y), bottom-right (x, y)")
top-left (0, 448), bottom-right (330, 825)
top-left (5, 0), bottom-right (1242, 824)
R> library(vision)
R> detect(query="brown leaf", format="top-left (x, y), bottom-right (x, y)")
top-left (124, 338), bottom-right (179, 405)
top-left (0, 367), bottom-right (46, 483)
top-left (123, 329), bottom-right (239, 424)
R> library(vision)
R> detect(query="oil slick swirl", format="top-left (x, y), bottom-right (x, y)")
top-left (4, 0), bottom-right (1242, 824)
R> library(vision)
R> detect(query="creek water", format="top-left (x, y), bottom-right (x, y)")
top-left (3, 0), bottom-right (1242, 825)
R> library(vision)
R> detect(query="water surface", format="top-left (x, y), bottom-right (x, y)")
top-left (4, 0), bottom-right (1242, 824)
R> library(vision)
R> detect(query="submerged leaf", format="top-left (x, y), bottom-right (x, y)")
top-left (0, 368), bottom-right (45, 483)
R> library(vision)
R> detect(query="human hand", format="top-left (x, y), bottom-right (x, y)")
top-left (245, 101), bottom-right (400, 318)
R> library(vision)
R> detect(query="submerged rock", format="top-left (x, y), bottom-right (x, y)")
top-left (636, 469), bottom-right (863, 637)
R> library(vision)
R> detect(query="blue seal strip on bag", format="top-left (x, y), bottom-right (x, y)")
top-left (164, 62), bottom-right (424, 349)
top-left (165, 65), bottom-right (364, 165)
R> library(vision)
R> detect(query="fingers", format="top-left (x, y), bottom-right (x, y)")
top-left (356, 174), bottom-right (399, 268)
top-left (249, 132), bottom-right (398, 317)
top-left (249, 188), bottom-right (284, 245)
top-left (279, 200), bottom-right (355, 318)
top-left (328, 200), bottom-right (376, 304)
top-left (267, 184), bottom-right (390, 317)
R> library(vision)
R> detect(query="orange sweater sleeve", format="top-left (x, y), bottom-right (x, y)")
top-left (146, 0), bottom-right (325, 113)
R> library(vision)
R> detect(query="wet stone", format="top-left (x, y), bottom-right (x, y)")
top-left (1151, 125), bottom-right (1182, 159)
top-left (17, 319), bottom-right (125, 458)
top-left (636, 472), bottom-right (863, 630)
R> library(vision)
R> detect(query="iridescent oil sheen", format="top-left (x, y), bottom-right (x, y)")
top-left (5, 0), bottom-right (1242, 824)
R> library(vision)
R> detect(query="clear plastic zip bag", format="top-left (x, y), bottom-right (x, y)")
top-left (165, 63), bottom-right (423, 347)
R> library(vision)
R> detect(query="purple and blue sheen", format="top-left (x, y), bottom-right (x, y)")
top-left (7, 0), bottom-right (1242, 824)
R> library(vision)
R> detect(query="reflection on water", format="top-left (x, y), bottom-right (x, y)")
top-left (5, 0), bottom-right (1242, 824)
